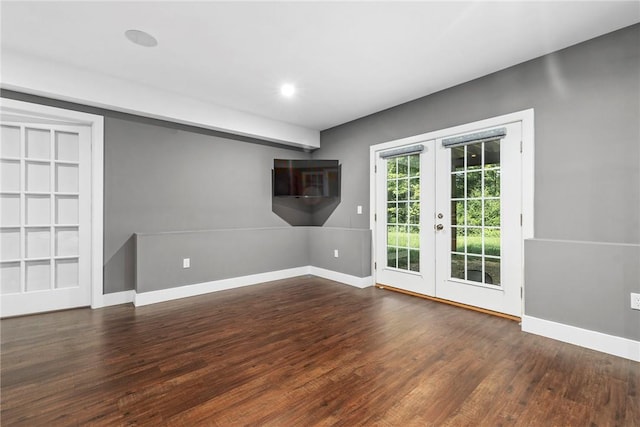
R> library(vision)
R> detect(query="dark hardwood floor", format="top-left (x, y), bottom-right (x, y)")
top-left (1, 276), bottom-right (638, 426)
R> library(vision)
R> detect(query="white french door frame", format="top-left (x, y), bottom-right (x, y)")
top-left (369, 109), bottom-right (534, 316)
top-left (0, 98), bottom-right (105, 310)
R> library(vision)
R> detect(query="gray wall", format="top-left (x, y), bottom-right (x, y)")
top-left (135, 227), bottom-right (371, 293)
top-left (135, 228), bottom-right (309, 293)
top-left (308, 227), bottom-right (371, 277)
top-left (1, 91), bottom-right (373, 296)
top-left (525, 239), bottom-right (639, 340)
top-left (315, 24), bottom-right (640, 340)
top-left (104, 118), bottom-right (309, 293)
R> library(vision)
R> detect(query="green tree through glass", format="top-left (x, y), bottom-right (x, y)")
top-left (387, 154), bottom-right (420, 272)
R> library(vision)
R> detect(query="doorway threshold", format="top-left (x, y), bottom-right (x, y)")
top-left (376, 284), bottom-right (521, 322)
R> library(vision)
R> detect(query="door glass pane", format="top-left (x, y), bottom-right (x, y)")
top-left (56, 196), bottom-right (79, 224)
top-left (397, 178), bottom-right (408, 200)
top-left (0, 195), bottom-right (20, 226)
top-left (387, 180), bottom-right (397, 201)
top-left (409, 155), bottom-right (420, 176)
top-left (26, 161), bottom-right (50, 192)
top-left (397, 157), bottom-right (408, 177)
top-left (451, 146), bottom-right (465, 171)
top-left (26, 260), bottom-right (50, 291)
top-left (26, 228), bottom-right (50, 258)
top-left (56, 164), bottom-right (79, 193)
top-left (467, 200), bottom-right (482, 226)
top-left (397, 202), bottom-right (408, 224)
top-left (1, 160), bottom-right (20, 192)
top-left (55, 132), bottom-right (79, 162)
top-left (1, 125), bottom-right (20, 157)
top-left (451, 226), bottom-right (465, 252)
top-left (484, 140), bottom-right (500, 167)
top-left (448, 139), bottom-right (502, 286)
top-left (56, 259), bottom-right (78, 288)
top-left (409, 177), bottom-right (420, 199)
top-left (409, 249), bottom-right (420, 272)
top-left (452, 200), bottom-right (465, 226)
top-left (26, 195), bottom-right (50, 225)
top-left (0, 262), bottom-right (21, 294)
top-left (387, 246), bottom-right (397, 268)
top-left (451, 254), bottom-right (465, 280)
top-left (484, 228), bottom-right (501, 257)
top-left (484, 170), bottom-right (500, 197)
top-left (466, 144), bottom-right (482, 170)
top-left (55, 227), bottom-right (79, 256)
top-left (387, 203), bottom-right (397, 224)
top-left (1, 229), bottom-right (20, 261)
top-left (26, 128), bottom-right (50, 159)
top-left (467, 228), bottom-right (482, 254)
top-left (397, 225), bottom-right (408, 247)
top-left (485, 257), bottom-right (501, 286)
top-left (451, 173), bottom-right (464, 198)
top-left (409, 202), bottom-right (420, 225)
top-left (467, 255), bottom-right (483, 283)
top-left (409, 225), bottom-right (420, 249)
top-left (397, 248), bottom-right (408, 270)
top-left (386, 153), bottom-right (420, 272)
top-left (484, 199), bottom-right (500, 226)
top-left (466, 171), bottom-right (482, 198)
top-left (387, 225), bottom-right (398, 246)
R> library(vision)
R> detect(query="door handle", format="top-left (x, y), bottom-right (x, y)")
top-left (435, 224), bottom-right (444, 231)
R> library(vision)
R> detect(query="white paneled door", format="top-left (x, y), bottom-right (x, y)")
top-left (1, 121), bottom-right (92, 316)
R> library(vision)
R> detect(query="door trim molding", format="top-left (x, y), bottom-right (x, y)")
top-left (0, 98), bottom-right (104, 309)
top-left (369, 109), bottom-right (535, 313)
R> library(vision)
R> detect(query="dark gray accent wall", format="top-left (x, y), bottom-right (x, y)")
top-left (105, 118), bottom-right (309, 293)
top-left (315, 24), bottom-right (640, 340)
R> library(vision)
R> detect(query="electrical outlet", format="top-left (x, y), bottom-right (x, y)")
top-left (183, 258), bottom-right (190, 269)
top-left (357, 205), bottom-right (363, 214)
top-left (631, 293), bottom-right (640, 310)
top-left (334, 249), bottom-right (339, 258)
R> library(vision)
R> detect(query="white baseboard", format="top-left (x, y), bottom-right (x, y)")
top-left (133, 267), bottom-right (309, 307)
top-left (308, 266), bottom-right (373, 289)
top-left (92, 290), bottom-right (135, 308)
top-left (522, 315), bottom-right (640, 362)
top-left (93, 267), bottom-right (373, 309)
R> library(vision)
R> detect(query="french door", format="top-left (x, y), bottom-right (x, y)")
top-left (0, 120), bottom-right (92, 316)
top-left (374, 121), bottom-right (523, 317)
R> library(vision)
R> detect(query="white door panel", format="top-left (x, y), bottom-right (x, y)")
top-left (1, 122), bottom-right (92, 316)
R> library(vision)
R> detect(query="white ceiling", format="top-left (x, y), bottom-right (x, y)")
top-left (1, 1), bottom-right (639, 133)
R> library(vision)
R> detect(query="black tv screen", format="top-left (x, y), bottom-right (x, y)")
top-left (273, 159), bottom-right (340, 198)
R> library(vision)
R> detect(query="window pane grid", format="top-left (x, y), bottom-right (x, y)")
top-left (449, 140), bottom-right (501, 286)
top-left (1, 126), bottom-right (81, 295)
top-left (386, 154), bottom-right (420, 272)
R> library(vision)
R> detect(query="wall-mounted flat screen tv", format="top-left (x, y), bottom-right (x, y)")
top-left (273, 159), bottom-right (340, 198)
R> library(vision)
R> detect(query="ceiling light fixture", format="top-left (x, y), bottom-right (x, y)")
top-left (280, 83), bottom-right (296, 98)
top-left (125, 29), bottom-right (158, 47)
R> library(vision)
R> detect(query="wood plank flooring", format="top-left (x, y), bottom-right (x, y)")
top-left (1, 276), bottom-right (638, 426)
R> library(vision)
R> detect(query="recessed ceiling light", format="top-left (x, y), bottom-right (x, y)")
top-left (280, 83), bottom-right (296, 98)
top-left (125, 29), bottom-right (158, 47)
